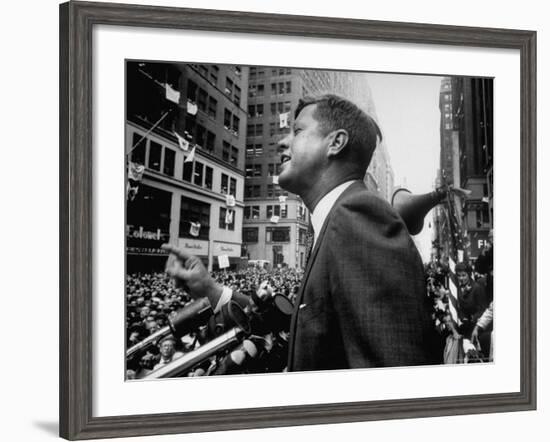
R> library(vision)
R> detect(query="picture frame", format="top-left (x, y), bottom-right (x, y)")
top-left (59, 0), bottom-right (537, 440)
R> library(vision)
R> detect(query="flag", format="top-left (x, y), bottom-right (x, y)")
top-left (270, 215), bottom-right (280, 224)
top-left (189, 222), bottom-right (201, 237)
top-left (187, 100), bottom-right (198, 115)
top-left (184, 146), bottom-right (196, 163)
top-left (128, 162), bottom-right (145, 181)
top-left (165, 84), bottom-right (180, 104)
top-left (278, 195), bottom-right (287, 203)
top-left (225, 194), bottom-right (236, 207)
top-left (279, 112), bottom-right (290, 128)
top-left (225, 209), bottom-right (234, 225)
top-left (482, 196), bottom-right (489, 203)
top-left (457, 250), bottom-right (464, 262)
top-left (126, 182), bottom-right (139, 201)
top-left (272, 175), bottom-right (279, 184)
top-left (174, 132), bottom-right (190, 151)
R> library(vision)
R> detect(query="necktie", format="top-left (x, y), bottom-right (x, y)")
top-left (305, 222), bottom-right (314, 265)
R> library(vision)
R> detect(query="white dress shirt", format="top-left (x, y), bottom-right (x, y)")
top-left (310, 180), bottom-right (355, 246)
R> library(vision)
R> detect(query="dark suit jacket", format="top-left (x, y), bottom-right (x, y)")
top-left (287, 180), bottom-right (437, 372)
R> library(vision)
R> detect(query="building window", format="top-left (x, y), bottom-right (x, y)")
top-left (253, 164), bottom-right (262, 177)
top-left (222, 141), bottom-right (230, 162)
top-left (208, 97), bottom-right (217, 118)
top-left (205, 166), bottom-right (213, 189)
top-left (244, 206), bottom-right (260, 220)
top-left (231, 146), bottom-right (239, 167)
top-left (219, 207), bottom-right (235, 230)
top-left (182, 156), bottom-right (193, 182)
top-left (245, 184), bottom-right (261, 198)
top-left (267, 205), bottom-right (281, 219)
top-left (281, 204), bottom-right (287, 218)
top-left (225, 77), bottom-right (234, 96)
top-left (247, 123), bottom-right (263, 137)
top-left (197, 88), bottom-right (207, 112)
top-left (232, 115), bottom-right (240, 135)
top-left (194, 161), bottom-right (204, 186)
top-left (224, 109), bottom-right (231, 129)
top-left (298, 228), bottom-right (307, 245)
top-left (206, 131), bottom-right (215, 152)
top-left (221, 173), bottom-right (229, 194)
top-left (266, 227), bottom-right (290, 243)
top-left (229, 177), bottom-right (237, 196)
top-left (285, 81), bottom-right (291, 93)
top-left (209, 65), bottom-right (219, 85)
top-left (163, 148), bottom-right (175, 176)
top-left (187, 79), bottom-right (197, 102)
top-left (179, 196), bottom-right (210, 240)
top-left (131, 133), bottom-right (146, 164)
top-left (196, 124), bottom-right (206, 148)
top-left (234, 86), bottom-right (241, 106)
top-left (148, 141), bottom-right (162, 171)
top-left (243, 227), bottom-right (258, 243)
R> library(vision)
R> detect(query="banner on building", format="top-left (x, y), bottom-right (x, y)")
top-left (189, 221), bottom-right (201, 237)
top-left (187, 100), bottom-right (198, 115)
top-left (225, 194), bottom-right (236, 207)
top-left (279, 112), bottom-right (290, 129)
top-left (165, 84), bottom-right (180, 104)
top-left (174, 132), bottom-right (190, 151)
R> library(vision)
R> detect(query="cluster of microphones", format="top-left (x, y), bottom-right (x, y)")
top-left (126, 282), bottom-right (294, 379)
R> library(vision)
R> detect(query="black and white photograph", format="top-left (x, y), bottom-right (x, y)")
top-left (125, 61), bottom-right (494, 380)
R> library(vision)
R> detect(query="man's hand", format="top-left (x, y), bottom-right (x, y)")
top-left (471, 325), bottom-right (481, 348)
top-left (161, 244), bottom-right (223, 307)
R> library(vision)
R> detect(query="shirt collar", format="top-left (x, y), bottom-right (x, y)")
top-left (311, 180), bottom-right (356, 245)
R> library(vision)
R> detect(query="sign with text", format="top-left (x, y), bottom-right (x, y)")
top-left (218, 255), bottom-right (230, 269)
top-left (126, 225), bottom-right (170, 255)
top-left (213, 242), bottom-right (241, 257)
top-left (177, 238), bottom-right (209, 256)
top-left (468, 230), bottom-right (490, 258)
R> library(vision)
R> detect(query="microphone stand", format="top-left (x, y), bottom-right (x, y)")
top-left (144, 327), bottom-right (246, 379)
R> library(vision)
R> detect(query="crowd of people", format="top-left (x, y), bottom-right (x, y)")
top-left (424, 241), bottom-right (494, 364)
top-left (125, 266), bottom-right (303, 379)
top-left (126, 245), bottom-right (494, 379)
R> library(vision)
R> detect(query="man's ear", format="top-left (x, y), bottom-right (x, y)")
top-left (326, 129), bottom-right (349, 157)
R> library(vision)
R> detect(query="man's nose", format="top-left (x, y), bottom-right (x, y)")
top-left (277, 133), bottom-right (292, 151)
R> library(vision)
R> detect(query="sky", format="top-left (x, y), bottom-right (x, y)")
top-left (364, 73), bottom-right (444, 262)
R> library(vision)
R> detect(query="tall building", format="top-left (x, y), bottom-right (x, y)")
top-left (434, 76), bottom-right (493, 264)
top-left (125, 61), bottom-right (249, 272)
top-left (243, 67), bottom-right (392, 269)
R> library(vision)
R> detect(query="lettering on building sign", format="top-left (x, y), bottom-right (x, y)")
top-left (220, 246), bottom-right (235, 252)
top-left (184, 243), bottom-right (203, 250)
top-left (478, 239), bottom-right (489, 249)
top-left (126, 226), bottom-right (168, 241)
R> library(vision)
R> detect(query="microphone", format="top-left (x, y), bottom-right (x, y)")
top-left (126, 297), bottom-right (213, 358)
top-left (211, 339), bottom-right (259, 376)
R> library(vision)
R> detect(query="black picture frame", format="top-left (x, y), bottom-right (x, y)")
top-left (59, 1), bottom-right (537, 439)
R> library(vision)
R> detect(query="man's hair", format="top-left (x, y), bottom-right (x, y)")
top-left (294, 94), bottom-right (382, 170)
top-left (455, 262), bottom-right (470, 273)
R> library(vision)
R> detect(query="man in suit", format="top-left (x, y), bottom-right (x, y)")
top-left (163, 94), bottom-right (437, 371)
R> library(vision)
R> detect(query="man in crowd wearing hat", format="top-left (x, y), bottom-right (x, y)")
top-left (152, 336), bottom-right (183, 371)
top-left (163, 94), bottom-right (437, 371)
